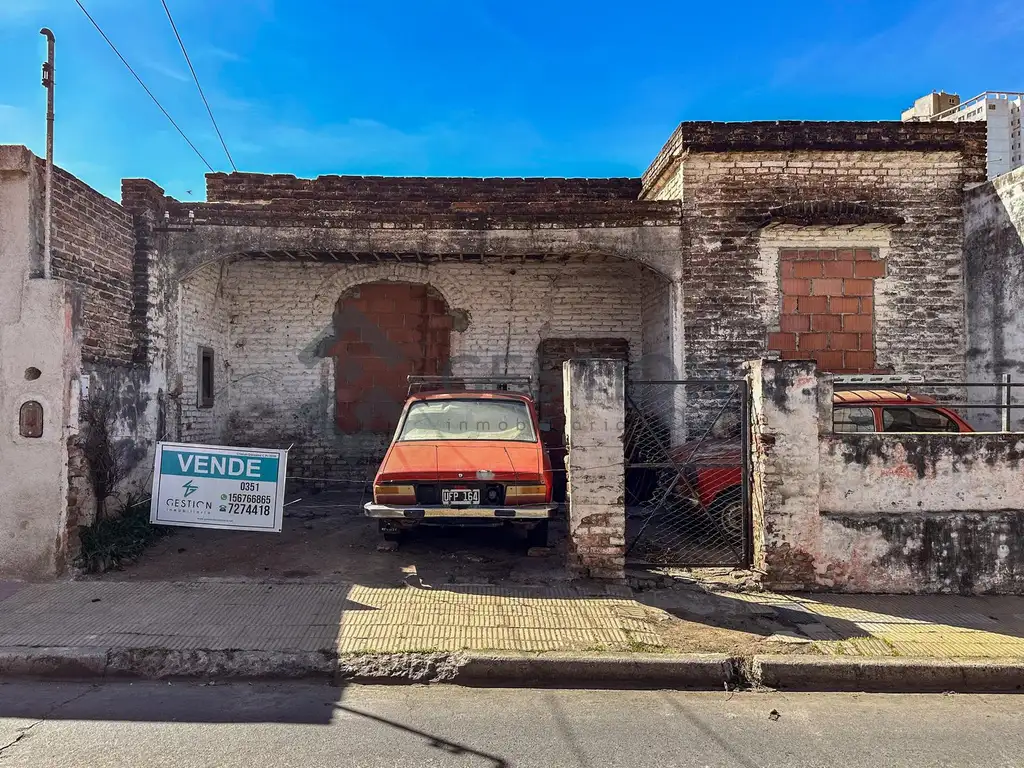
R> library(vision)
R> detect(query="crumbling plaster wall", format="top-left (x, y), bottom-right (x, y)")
top-left (124, 174), bottom-right (687, 482)
top-left (172, 258), bottom-right (668, 481)
top-left (563, 358), bottom-right (626, 580)
top-left (753, 359), bottom-right (1024, 594)
top-left (0, 146), bottom-right (79, 578)
top-left (965, 166), bottom-right (1024, 431)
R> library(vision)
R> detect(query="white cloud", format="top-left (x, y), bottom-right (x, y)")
top-left (770, 0), bottom-right (1024, 92)
top-left (142, 59), bottom-right (191, 83)
top-left (200, 46), bottom-right (243, 63)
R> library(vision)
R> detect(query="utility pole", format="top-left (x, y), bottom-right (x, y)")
top-left (40, 28), bottom-right (55, 279)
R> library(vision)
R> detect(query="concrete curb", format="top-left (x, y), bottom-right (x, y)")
top-left (0, 647), bottom-right (109, 679)
top-left (1, 647), bottom-right (1023, 692)
top-left (750, 655), bottom-right (1024, 693)
top-left (454, 652), bottom-right (741, 689)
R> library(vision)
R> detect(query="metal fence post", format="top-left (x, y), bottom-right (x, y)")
top-left (1001, 373), bottom-right (1012, 433)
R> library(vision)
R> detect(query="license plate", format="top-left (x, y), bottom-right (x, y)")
top-left (442, 488), bottom-right (480, 506)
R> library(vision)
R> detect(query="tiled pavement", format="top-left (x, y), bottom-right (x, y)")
top-left (1, 580), bottom-right (1024, 658)
top-left (0, 581), bottom-right (659, 654)
top-left (727, 591), bottom-right (1024, 658)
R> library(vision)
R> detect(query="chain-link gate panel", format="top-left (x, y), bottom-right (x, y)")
top-left (624, 380), bottom-right (750, 567)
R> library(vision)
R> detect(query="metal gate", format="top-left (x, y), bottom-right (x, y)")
top-left (624, 379), bottom-right (751, 567)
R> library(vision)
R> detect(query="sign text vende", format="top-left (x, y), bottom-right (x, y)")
top-left (150, 442), bottom-right (288, 533)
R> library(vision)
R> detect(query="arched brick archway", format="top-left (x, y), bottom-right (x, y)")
top-left (330, 282), bottom-right (452, 434)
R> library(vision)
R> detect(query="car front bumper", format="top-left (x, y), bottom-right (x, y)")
top-left (364, 503), bottom-right (555, 520)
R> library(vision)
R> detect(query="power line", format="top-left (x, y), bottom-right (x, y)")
top-left (72, 0), bottom-right (215, 172)
top-left (159, 0), bottom-right (237, 172)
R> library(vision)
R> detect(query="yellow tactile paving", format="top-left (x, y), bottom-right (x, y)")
top-left (766, 592), bottom-right (1024, 659)
top-left (334, 583), bottom-right (662, 652)
top-left (2, 580), bottom-right (1022, 659)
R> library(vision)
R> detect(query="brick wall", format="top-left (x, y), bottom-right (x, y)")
top-left (770, 247), bottom-right (884, 373)
top-left (642, 120), bottom-right (985, 192)
top-left (175, 258), bottom-right (669, 481)
top-left (206, 173), bottom-right (642, 203)
top-left (645, 140), bottom-right (983, 381)
top-left (178, 262), bottom-right (231, 443)
top-left (47, 163), bottom-right (135, 364)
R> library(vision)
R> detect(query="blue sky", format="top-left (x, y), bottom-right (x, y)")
top-left (1, 0), bottom-right (1023, 201)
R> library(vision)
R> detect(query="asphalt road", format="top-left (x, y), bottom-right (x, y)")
top-left (0, 681), bottom-right (1022, 767)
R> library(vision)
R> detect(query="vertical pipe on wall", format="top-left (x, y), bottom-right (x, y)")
top-left (40, 28), bottom-right (55, 279)
top-left (1000, 373), bottom-right (1012, 433)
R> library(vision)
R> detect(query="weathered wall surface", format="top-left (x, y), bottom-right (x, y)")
top-left (564, 358), bottom-right (626, 579)
top-left (0, 146), bottom-right (79, 578)
top-left (748, 359), bottom-right (828, 589)
top-left (45, 161), bottom-right (135, 365)
top-left (821, 434), bottom-right (1024, 513)
top-left (753, 359), bottom-right (1024, 594)
top-left (645, 122), bottom-right (986, 381)
top-left (205, 173), bottom-right (643, 203)
top-left (965, 166), bottom-right (1024, 431)
top-left (818, 433), bottom-right (1024, 593)
top-left (177, 261), bottom-right (231, 444)
top-left (45, 160), bottom-right (157, 524)
top-left (173, 258), bottom-right (664, 481)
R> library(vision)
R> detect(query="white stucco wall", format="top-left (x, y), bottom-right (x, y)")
top-left (0, 146), bottom-right (78, 578)
top-left (820, 434), bottom-right (1024, 513)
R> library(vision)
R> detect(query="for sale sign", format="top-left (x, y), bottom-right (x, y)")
top-left (150, 442), bottom-right (288, 532)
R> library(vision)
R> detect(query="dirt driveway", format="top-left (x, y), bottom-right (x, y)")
top-left (100, 490), bottom-right (568, 588)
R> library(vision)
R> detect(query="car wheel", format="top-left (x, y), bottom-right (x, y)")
top-left (710, 488), bottom-right (744, 541)
top-left (525, 520), bottom-right (549, 548)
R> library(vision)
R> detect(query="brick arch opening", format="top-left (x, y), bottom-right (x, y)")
top-left (329, 282), bottom-right (452, 434)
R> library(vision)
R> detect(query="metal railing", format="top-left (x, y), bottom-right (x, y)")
top-left (931, 91), bottom-right (1024, 122)
top-left (406, 375), bottom-right (533, 397)
top-left (832, 374), bottom-right (1023, 432)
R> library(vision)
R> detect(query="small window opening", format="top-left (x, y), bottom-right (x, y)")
top-left (20, 401), bottom-right (44, 438)
top-left (198, 346), bottom-right (215, 408)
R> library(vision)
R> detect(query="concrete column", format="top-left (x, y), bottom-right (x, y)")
top-left (0, 147), bottom-right (79, 577)
top-left (746, 359), bottom-right (829, 590)
top-left (563, 358), bottom-right (626, 580)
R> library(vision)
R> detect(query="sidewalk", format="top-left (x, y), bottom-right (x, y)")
top-left (1, 577), bottom-right (1023, 689)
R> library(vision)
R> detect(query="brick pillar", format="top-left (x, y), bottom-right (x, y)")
top-left (746, 359), bottom-right (829, 590)
top-left (563, 358), bottom-right (626, 580)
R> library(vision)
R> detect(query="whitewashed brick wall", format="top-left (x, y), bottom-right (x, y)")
top-left (175, 257), bottom-right (672, 479)
top-left (640, 273), bottom-right (673, 379)
top-left (178, 262), bottom-right (231, 443)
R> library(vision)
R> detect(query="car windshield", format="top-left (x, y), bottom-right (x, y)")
top-left (398, 399), bottom-right (538, 442)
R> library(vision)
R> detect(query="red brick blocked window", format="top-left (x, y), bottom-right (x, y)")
top-left (329, 282), bottom-right (451, 433)
top-left (769, 248), bottom-right (884, 373)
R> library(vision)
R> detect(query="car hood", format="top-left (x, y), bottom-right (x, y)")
top-left (377, 441), bottom-right (544, 482)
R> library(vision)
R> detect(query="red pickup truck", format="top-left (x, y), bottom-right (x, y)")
top-left (671, 389), bottom-right (974, 534)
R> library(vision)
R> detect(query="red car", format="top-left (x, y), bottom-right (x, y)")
top-left (364, 389), bottom-right (556, 548)
top-left (672, 389), bottom-right (975, 534)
